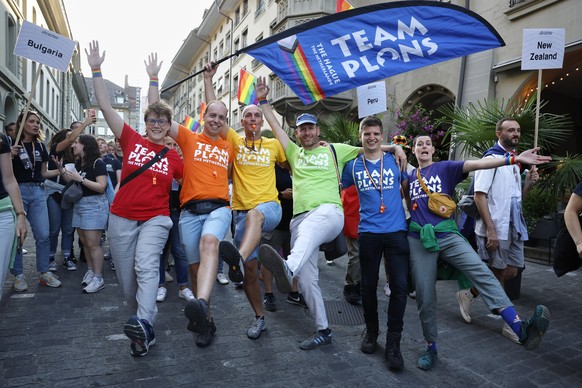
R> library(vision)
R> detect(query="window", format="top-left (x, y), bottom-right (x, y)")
top-left (219, 40), bottom-right (224, 58)
top-left (241, 29), bottom-right (248, 48)
top-left (232, 109), bottom-right (238, 129)
top-left (233, 74), bottom-right (239, 97)
top-left (7, 16), bottom-right (18, 74)
top-left (234, 38), bottom-right (240, 52)
top-left (213, 48), bottom-right (218, 62)
top-left (255, 0), bottom-right (265, 19)
top-left (225, 33), bottom-right (231, 54)
top-left (243, 0), bottom-right (248, 16)
top-left (234, 6), bottom-right (240, 25)
top-left (217, 77), bottom-right (223, 96)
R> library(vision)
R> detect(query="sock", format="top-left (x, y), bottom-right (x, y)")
top-left (500, 306), bottom-right (522, 336)
top-left (289, 291), bottom-right (300, 298)
top-left (428, 342), bottom-right (437, 353)
top-left (93, 274), bottom-right (103, 280)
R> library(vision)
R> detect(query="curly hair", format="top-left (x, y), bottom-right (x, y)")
top-left (144, 101), bottom-right (172, 123)
top-left (75, 134), bottom-right (101, 171)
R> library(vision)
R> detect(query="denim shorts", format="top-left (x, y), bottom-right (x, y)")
top-left (72, 194), bottom-right (109, 230)
top-left (234, 201), bottom-right (282, 261)
top-left (179, 206), bottom-right (231, 265)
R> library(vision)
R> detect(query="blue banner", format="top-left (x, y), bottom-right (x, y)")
top-left (242, 1), bottom-right (505, 105)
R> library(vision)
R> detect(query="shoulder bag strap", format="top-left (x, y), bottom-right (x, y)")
top-left (327, 144), bottom-right (343, 195)
top-left (416, 167), bottom-right (434, 198)
top-left (120, 147), bottom-right (169, 189)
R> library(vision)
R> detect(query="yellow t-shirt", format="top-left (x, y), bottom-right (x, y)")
top-left (227, 128), bottom-right (286, 210)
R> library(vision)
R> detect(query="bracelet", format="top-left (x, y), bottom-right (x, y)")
top-left (92, 68), bottom-right (102, 78)
top-left (258, 99), bottom-right (269, 105)
top-left (505, 155), bottom-right (516, 165)
top-left (15, 211), bottom-right (26, 217)
top-left (80, 177), bottom-right (85, 184)
top-left (149, 77), bottom-right (159, 87)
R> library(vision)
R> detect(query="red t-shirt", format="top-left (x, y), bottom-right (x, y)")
top-left (110, 124), bottom-right (183, 221)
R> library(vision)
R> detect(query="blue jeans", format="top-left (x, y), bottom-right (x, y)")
top-left (12, 183), bottom-right (50, 274)
top-left (179, 206), bottom-right (231, 265)
top-left (159, 209), bottom-right (189, 286)
top-left (47, 194), bottom-right (74, 258)
top-left (233, 201), bottom-right (282, 261)
top-left (409, 233), bottom-right (513, 343)
top-left (359, 231), bottom-right (409, 334)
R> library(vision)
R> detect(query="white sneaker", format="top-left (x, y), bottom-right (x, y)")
top-left (456, 289), bottom-right (474, 324)
top-left (384, 282), bottom-right (391, 297)
top-left (502, 322), bottom-right (521, 344)
top-left (13, 274), bottom-right (27, 292)
top-left (22, 248), bottom-right (28, 255)
top-left (178, 287), bottom-right (195, 301)
top-left (165, 271), bottom-right (174, 282)
top-left (83, 277), bottom-right (105, 293)
top-left (38, 272), bottom-right (62, 288)
top-left (81, 270), bottom-right (94, 286)
top-left (156, 286), bottom-right (167, 302)
top-left (216, 273), bottom-right (229, 285)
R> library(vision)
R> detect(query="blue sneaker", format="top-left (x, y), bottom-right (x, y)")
top-left (519, 305), bottom-right (551, 350)
top-left (259, 244), bottom-right (293, 294)
top-left (417, 348), bottom-right (437, 370)
top-left (219, 241), bottom-right (244, 283)
top-left (299, 328), bottom-right (332, 350)
top-left (124, 316), bottom-right (156, 357)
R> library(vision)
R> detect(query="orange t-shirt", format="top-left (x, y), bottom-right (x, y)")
top-left (176, 124), bottom-right (233, 206)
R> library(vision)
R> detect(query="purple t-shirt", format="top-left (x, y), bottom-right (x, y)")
top-left (408, 160), bottom-right (466, 237)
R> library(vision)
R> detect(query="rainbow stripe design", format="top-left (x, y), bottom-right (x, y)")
top-left (336, 0), bottom-right (354, 13)
top-left (183, 115), bottom-right (200, 132)
top-left (237, 69), bottom-right (259, 106)
top-left (279, 38), bottom-right (325, 103)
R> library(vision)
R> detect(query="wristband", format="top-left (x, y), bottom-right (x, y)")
top-left (15, 211), bottom-right (26, 217)
top-left (92, 68), bottom-right (102, 78)
top-left (149, 77), bottom-right (159, 87)
top-left (258, 99), bottom-right (269, 105)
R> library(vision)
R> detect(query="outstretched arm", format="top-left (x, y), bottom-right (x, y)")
top-left (55, 112), bottom-right (96, 153)
top-left (144, 52), bottom-right (179, 139)
top-left (256, 76), bottom-right (289, 151)
top-left (85, 41), bottom-right (124, 138)
top-left (203, 64), bottom-right (228, 139)
top-left (462, 147), bottom-right (551, 173)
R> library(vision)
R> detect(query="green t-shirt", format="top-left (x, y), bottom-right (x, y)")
top-left (286, 142), bottom-right (360, 215)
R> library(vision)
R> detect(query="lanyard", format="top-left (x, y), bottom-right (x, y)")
top-left (362, 154), bottom-right (385, 213)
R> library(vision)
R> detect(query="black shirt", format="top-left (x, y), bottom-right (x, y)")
top-left (12, 139), bottom-right (48, 183)
top-left (0, 133), bottom-right (10, 198)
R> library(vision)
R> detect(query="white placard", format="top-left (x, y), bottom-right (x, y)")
top-left (521, 28), bottom-right (565, 70)
top-left (14, 20), bottom-right (76, 72)
top-left (357, 81), bottom-right (387, 118)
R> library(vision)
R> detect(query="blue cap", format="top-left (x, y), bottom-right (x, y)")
top-left (295, 113), bottom-right (317, 126)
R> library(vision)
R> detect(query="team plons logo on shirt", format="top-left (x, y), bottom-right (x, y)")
top-left (236, 145), bottom-right (272, 167)
top-left (127, 144), bottom-right (169, 174)
top-left (193, 142), bottom-right (229, 169)
top-left (354, 168), bottom-right (397, 191)
top-left (410, 174), bottom-right (442, 200)
top-left (296, 151), bottom-right (330, 168)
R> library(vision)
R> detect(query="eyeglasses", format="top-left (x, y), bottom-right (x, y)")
top-left (146, 119), bottom-right (169, 126)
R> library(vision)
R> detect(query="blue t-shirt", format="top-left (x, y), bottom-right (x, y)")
top-left (574, 180), bottom-right (582, 197)
top-left (342, 152), bottom-right (407, 234)
top-left (408, 160), bottom-right (466, 237)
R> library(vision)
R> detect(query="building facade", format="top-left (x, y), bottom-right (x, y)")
top-left (0, 0), bottom-right (90, 140)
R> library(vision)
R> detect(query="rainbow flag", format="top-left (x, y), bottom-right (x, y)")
top-left (278, 36), bottom-right (325, 102)
top-left (336, 0), bottom-right (354, 13)
top-left (183, 115), bottom-right (200, 132)
top-left (237, 69), bottom-right (259, 106)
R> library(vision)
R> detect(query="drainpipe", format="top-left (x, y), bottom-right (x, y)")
top-left (451, 0), bottom-right (470, 160)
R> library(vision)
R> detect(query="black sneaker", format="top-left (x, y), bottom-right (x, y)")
top-left (110, 260), bottom-right (116, 271)
top-left (361, 329), bottom-right (378, 354)
top-left (219, 241), bottom-right (244, 283)
top-left (124, 316), bottom-right (156, 357)
top-left (343, 284), bottom-right (361, 304)
top-left (185, 298), bottom-right (209, 334)
top-left (300, 328), bottom-right (332, 350)
top-left (286, 293), bottom-right (308, 308)
top-left (386, 332), bottom-right (404, 371)
top-left (259, 245), bottom-right (293, 294)
top-left (263, 293), bottom-right (277, 312)
top-left (519, 305), bottom-right (551, 350)
top-left (196, 317), bottom-right (216, 348)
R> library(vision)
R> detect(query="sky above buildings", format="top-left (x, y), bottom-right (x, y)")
top-left (63, 0), bottom-right (214, 89)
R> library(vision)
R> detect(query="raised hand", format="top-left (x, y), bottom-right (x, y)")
top-left (516, 147), bottom-right (552, 165)
top-left (204, 63), bottom-right (217, 80)
top-left (145, 53), bottom-right (162, 78)
top-left (85, 40), bottom-right (105, 69)
top-left (256, 76), bottom-right (269, 100)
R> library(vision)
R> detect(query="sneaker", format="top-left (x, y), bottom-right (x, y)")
top-left (384, 282), bottom-right (391, 297)
top-left (22, 248), bottom-right (28, 255)
top-left (38, 272), bottom-right (62, 288)
top-left (156, 286), bottom-right (167, 302)
top-left (81, 270), bottom-right (94, 286)
top-left (196, 317), bottom-right (216, 348)
top-left (408, 291), bottom-right (416, 299)
top-left (83, 277), bottom-right (105, 293)
top-left (502, 322), bottom-right (521, 344)
top-left (386, 333), bottom-right (404, 371)
top-left (417, 348), bottom-right (437, 370)
top-left (263, 293), bottom-right (277, 312)
top-left (48, 259), bottom-right (57, 272)
top-left (343, 284), bottom-right (361, 305)
top-left (247, 316), bottom-right (266, 339)
top-left (185, 298), bottom-right (210, 334)
top-left (286, 293), bottom-right (308, 308)
top-left (64, 259), bottom-right (77, 271)
top-left (325, 260), bottom-right (334, 266)
top-left (124, 316), bottom-right (156, 357)
top-left (259, 245), bottom-right (293, 294)
top-left (216, 273), bottom-right (229, 285)
top-left (13, 274), bottom-right (27, 292)
top-left (300, 328), bottom-right (332, 350)
top-left (178, 287), bottom-right (195, 302)
top-left (234, 281), bottom-right (244, 289)
top-left (360, 329), bottom-right (378, 354)
top-left (165, 271), bottom-right (174, 283)
top-left (456, 289), bottom-right (474, 324)
top-left (219, 241), bottom-right (244, 283)
top-left (519, 305), bottom-right (551, 351)
top-left (110, 260), bottom-right (116, 271)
